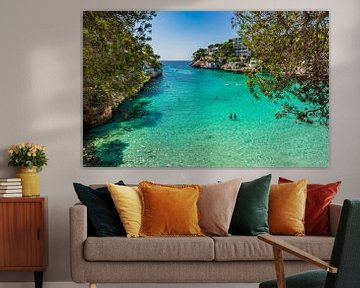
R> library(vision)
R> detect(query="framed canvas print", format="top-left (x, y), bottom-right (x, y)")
top-left (83, 11), bottom-right (329, 167)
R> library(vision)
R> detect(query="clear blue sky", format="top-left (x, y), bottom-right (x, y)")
top-left (150, 11), bottom-right (238, 61)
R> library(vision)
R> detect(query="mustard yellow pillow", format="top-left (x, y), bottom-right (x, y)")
top-left (269, 179), bottom-right (307, 236)
top-left (107, 183), bottom-right (142, 238)
top-left (138, 181), bottom-right (204, 237)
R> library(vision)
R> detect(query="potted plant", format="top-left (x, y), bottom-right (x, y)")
top-left (8, 143), bottom-right (48, 197)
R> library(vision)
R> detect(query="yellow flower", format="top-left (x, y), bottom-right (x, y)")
top-left (9, 142), bottom-right (47, 167)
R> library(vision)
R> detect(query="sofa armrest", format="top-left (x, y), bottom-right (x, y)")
top-left (69, 203), bottom-right (88, 283)
top-left (329, 203), bottom-right (342, 237)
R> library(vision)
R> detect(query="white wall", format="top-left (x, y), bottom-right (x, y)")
top-left (0, 0), bottom-right (359, 283)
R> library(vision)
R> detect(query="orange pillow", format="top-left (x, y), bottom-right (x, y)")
top-left (138, 181), bottom-right (204, 237)
top-left (269, 179), bottom-right (307, 236)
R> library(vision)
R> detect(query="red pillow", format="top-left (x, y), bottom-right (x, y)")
top-left (278, 177), bottom-right (341, 236)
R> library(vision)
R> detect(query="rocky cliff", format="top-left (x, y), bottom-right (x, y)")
top-left (84, 67), bottom-right (162, 130)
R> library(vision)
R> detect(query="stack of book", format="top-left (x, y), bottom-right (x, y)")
top-left (0, 178), bottom-right (22, 197)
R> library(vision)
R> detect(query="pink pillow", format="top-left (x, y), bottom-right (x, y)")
top-left (198, 178), bottom-right (242, 236)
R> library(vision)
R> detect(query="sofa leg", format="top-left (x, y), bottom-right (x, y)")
top-left (89, 283), bottom-right (96, 288)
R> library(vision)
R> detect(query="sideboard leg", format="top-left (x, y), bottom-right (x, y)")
top-left (90, 283), bottom-right (97, 288)
top-left (34, 271), bottom-right (43, 288)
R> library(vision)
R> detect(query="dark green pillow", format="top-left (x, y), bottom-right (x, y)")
top-left (73, 181), bottom-right (126, 237)
top-left (229, 174), bottom-right (272, 236)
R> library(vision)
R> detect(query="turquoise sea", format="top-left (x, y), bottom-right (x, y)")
top-left (83, 61), bottom-right (328, 167)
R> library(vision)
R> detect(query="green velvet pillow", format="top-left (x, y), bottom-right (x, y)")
top-left (229, 174), bottom-right (272, 236)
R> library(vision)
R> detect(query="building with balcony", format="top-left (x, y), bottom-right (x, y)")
top-left (233, 37), bottom-right (252, 58)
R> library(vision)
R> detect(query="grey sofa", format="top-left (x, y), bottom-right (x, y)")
top-left (70, 203), bottom-right (342, 288)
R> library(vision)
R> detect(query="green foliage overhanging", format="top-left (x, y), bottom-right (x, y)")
top-left (233, 11), bottom-right (329, 126)
top-left (83, 11), bottom-right (161, 129)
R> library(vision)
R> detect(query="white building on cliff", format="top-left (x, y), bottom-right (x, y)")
top-left (233, 37), bottom-right (251, 59)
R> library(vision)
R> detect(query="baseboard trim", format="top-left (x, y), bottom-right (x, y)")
top-left (0, 282), bottom-right (259, 288)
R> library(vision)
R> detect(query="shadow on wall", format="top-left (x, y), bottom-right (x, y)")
top-left (0, 149), bottom-right (10, 176)
top-left (0, 0), bottom-right (82, 283)
top-left (0, 0), bottom-right (207, 283)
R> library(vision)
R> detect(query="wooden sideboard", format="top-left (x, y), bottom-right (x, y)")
top-left (0, 197), bottom-right (48, 288)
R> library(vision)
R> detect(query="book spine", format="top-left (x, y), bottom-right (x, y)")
top-left (0, 183), bottom-right (22, 186)
top-left (0, 178), bottom-right (21, 182)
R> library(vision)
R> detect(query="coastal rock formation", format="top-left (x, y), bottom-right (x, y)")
top-left (83, 105), bottom-right (113, 130)
top-left (84, 67), bottom-right (162, 130)
top-left (145, 67), bottom-right (163, 78)
top-left (191, 37), bottom-right (256, 74)
top-left (221, 62), bottom-right (245, 73)
top-left (191, 60), bottom-right (203, 68)
top-left (191, 59), bottom-right (255, 74)
top-left (191, 60), bottom-right (219, 69)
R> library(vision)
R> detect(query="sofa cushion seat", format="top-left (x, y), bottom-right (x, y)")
top-left (84, 236), bottom-right (215, 262)
top-left (212, 236), bottom-right (334, 261)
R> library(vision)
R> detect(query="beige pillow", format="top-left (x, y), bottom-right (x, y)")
top-left (198, 178), bottom-right (242, 236)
